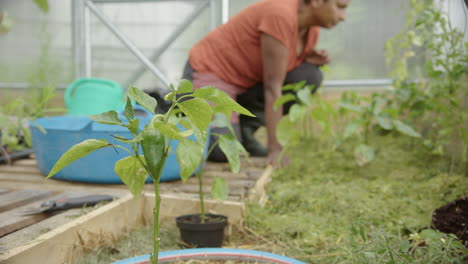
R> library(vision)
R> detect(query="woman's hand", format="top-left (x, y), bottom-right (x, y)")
top-left (267, 148), bottom-right (289, 168)
top-left (306, 49), bottom-right (330, 66)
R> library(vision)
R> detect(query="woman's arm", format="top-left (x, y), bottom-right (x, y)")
top-left (261, 33), bottom-right (288, 167)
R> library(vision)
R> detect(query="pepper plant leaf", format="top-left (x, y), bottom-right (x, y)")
top-left (114, 156), bottom-right (147, 197)
top-left (297, 88), bottom-right (312, 106)
top-left (393, 120), bottom-right (421, 138)
top-left (178, 98), bottom-right (213, 131)
top-left (211, 176), bottom-right (229, 200)
top-left (276, 116), bottom-right (295, 146)
top-left (176, 139), bottom-right (204, 182)
top-left (273, 94), bottom-right (296, 110)
top-left (112, 133), bottom-right (143, 144)
top-left (128, 86), bottom-right (157, 114)
top-left (376, 116), bottom-right (393, 130)
top-left (193, 86), bottom-right (254, 117)
top-left (176, 79), bottom-right (193, 94)
top-left (153, 122), bottom-right (184, 140)
top-left (218, 134), bottom-right (242, 173)
top-left (47, 139), bottom-right (111, 178)
top-left (289, 104), bottom-right (307, 122)
top-left (343, 121), bottom-right (361, 139)
top-left (338, 102), bottom-right (363, 113)
top-left (212, 105), bottom-right (232, 121)
top-left (89, 111), bottom-right (124, 126)
top-left (123, 97), bottom-right (134, 121)
top-left (126, 119), bottom-right (140, 135)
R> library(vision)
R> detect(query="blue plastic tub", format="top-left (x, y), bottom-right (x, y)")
top-left (30, 109), bottom-right (204, 183)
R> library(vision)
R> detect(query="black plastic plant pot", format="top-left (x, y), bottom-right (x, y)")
top-left (175, 213), bottom-right (228, 248)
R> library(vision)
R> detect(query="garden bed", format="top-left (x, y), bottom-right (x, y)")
top-left (81, 134), bottom-right (468, 264)
top-left (0, 156), bottom-right (270, 264)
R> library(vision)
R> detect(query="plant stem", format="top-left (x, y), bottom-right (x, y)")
top-left (150, 149), bottom-right (168, 264)
top-left (197, 171), bottom-right (206, 223)
top-left (151, 181), bottom-right (161, 264)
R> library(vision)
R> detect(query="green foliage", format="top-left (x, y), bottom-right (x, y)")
top-left (385, 0), bottom-right (468, 174)
top-left (337, 91), bottom-right (420, 166)
top-left (46, 81), bottom-right (251, 264)
top-left (246, 135), bottom-right (468, 264)
top-left (0, 85), bottom-right (60, 160)
top-left (275, 82), bottom-right (339, 152)
top-left (348, 224), bottom-right (468, 264)
top-left (33, 0), bottom-right (49, 13)
top-left (47, 139), bottom-right (111, 178)
top-left (211, 177), bottom-right (228, 200)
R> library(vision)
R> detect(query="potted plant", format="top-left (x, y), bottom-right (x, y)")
top-left (46, 80), bottom-right (254, 264)
top-left (175, 112), bottom-right (247, 248)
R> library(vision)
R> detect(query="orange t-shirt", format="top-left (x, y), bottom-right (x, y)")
top-left (189, 0), bottom-right (320, 88)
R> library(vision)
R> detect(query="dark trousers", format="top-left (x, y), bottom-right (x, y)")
top-left (182, 62), bottom-right (323, 161)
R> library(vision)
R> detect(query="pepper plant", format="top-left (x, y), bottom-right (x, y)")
top-left (337, 91), bottom-right (421, 166)
top-left (385, 0), bottom-right (468, 174)
top-left (46, 80), bottom-right (253, 264)
top-left (274, 80), bottom-right (421, 166)
top-left (275, 81), bottom-right (339, 151)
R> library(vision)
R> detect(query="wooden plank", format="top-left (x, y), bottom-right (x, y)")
top-left (172, 176), bottom-right (255, 188)
top-left (0, 189), bottom-right (9, 195)
top-left (0, 205), bottom-right (53, 238)
top-left (0, 193), bottom-right (144, 264)
top-left (0, 208), bottom-right (85, 253)
top-left (0, 165), bottom-right (41, 174)
top-left (248, 165), bottom-right (273, 206)
top-left (159, 183), bottom-right (247, 196)
top-left (202, 170), bottom-right (249, 179)
top-left (0, 172), bottom-right (44, 183)
top-left (0, 189), bottom-right (54, 213)
top-left (8, 159), bottom-right (37, 167)
top-left (0, 191), bottom-right (114, 238)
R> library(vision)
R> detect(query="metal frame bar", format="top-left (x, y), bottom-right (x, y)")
top-left (85, 0), bottom-right (172, 89)
top-left (210, 0), bottom-right (217, 30)
top-left (93, 0), bottom-right (206, 2)
top-left (0, 0), bottom-right (399, 90)
top-left (71, 0), bottom-right (83, 79)
top-left (124, 0), bottom-right (210, 88)
top-left (221, 0), bottom-right (229, 23)
top-left (84, 2), bottom-right (92, 77)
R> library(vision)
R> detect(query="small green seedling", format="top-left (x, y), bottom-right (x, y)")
top-left (181, 112), bottom-right (247, 223)
top-left (47, 80), bottom-right (254, 264)
top-left (338, 91), bottom-right (420, 166)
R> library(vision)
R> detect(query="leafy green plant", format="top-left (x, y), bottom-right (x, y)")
top-left (46, 80), bottom-right (253, 264)
top-left (385, 0), bottom-right (468, 174)
top-left (338, 91), bottom-right (421, 166)
top-left (274, 81), bottom-right (420, 166)
top-left (275, 81), bottom-right (339, 154)
top-left (348, 224), bottom-right (468, 264)
top-left (175, 101), bottom-right (247, 222)
top-left (0, 85), bottom-right (60, 162)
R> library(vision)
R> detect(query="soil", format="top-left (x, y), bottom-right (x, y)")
top-left (431, 197), bottom-right (468, 247)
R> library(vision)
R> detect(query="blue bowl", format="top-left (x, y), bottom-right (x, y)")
top-left (30, 109), bottom-right (205, 184)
